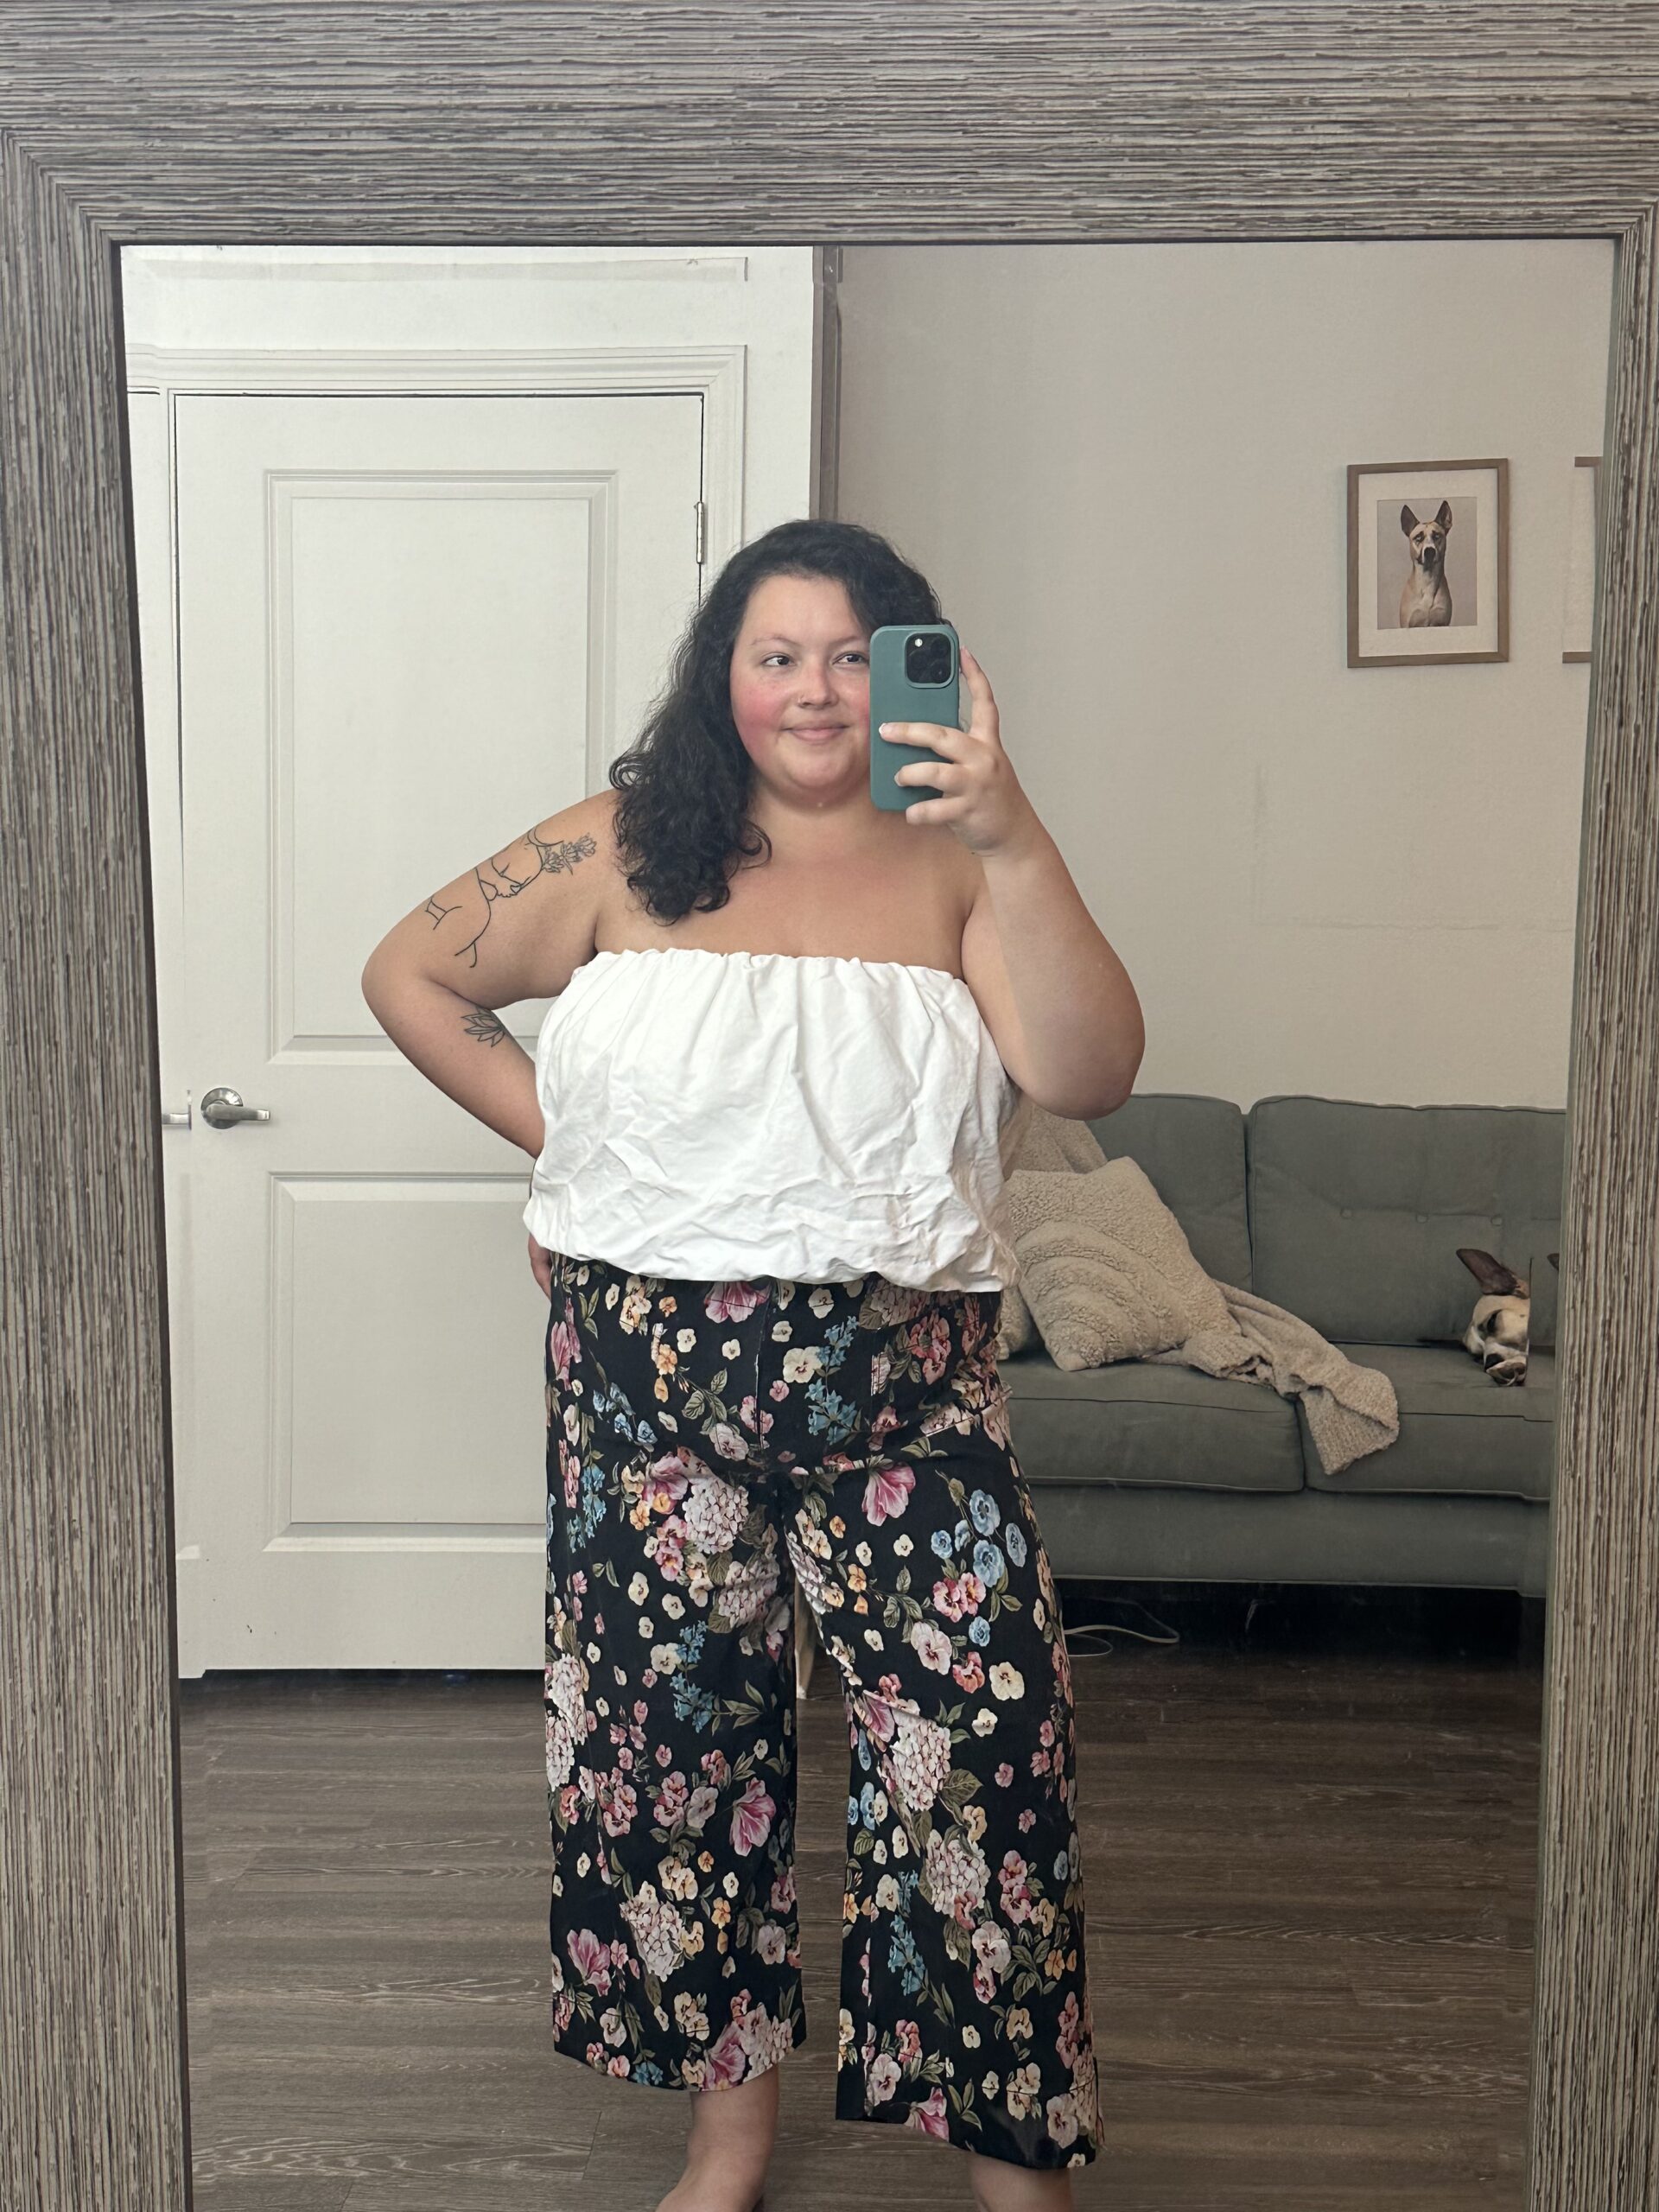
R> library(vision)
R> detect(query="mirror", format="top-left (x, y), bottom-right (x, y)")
top-left (115, 238), bottom-right (1603, 2204)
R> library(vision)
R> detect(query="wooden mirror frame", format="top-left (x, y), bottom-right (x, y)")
top-left (3, 9), bottom-right (1656, 2207)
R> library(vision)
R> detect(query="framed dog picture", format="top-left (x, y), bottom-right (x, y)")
top-left (1347, 455), bottom-right (1509, 666)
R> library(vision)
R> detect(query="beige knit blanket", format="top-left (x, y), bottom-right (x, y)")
top-left (991, 1101), bottom-right (1399, 1476)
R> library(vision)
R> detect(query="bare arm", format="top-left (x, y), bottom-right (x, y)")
top-left (359, 973), bottom-right (545, 1155)
top-left (360, 794), bottom-right (612, 1159)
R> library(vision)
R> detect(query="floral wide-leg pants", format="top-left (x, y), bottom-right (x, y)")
top-left (541, 1250), bottom-right (1104, 2171)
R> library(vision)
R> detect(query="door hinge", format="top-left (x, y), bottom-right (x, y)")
top-left (694, 499), bottom-right (707, 567)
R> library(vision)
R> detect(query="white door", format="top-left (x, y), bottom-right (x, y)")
top-left (175, 391), bottom-right (702, 1672)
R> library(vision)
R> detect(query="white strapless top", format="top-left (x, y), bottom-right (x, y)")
top-left (522, 945), bottom-right (1022, 1291)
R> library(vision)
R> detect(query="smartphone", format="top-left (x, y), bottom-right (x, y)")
top-left (868, 621), bottom-right (962, 813)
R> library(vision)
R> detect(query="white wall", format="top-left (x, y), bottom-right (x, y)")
top-left (835, 240), bottom-right (1616, 1111)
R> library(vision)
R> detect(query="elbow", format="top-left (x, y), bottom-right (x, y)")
top-left (1027, 1078), bottom-right (1133, 1122)
top-left (1023, 1038), bottom-right (1144, 1122)
top-left (360, 941), bottom-right (397, 1010)
top-left (1077, 1084), bottom-right (1135, 1122)
top-left (1084, 1036), bottom-right (1145, 1122)
top-left (1105, 1051), bottom-right (1146, 1118)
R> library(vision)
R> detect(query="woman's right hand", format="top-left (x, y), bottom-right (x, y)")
top-left (528, 1232), bottom-right (556, 1300)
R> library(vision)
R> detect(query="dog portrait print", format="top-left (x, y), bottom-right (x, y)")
top-left (1348, 461), bottom-right (1507, 665)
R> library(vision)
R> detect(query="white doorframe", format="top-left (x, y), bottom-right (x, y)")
top-left (120, 244), bottom-right (836, 1673)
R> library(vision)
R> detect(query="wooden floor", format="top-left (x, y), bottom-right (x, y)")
top-left (180, 1580), bottom-right (1544, 2210)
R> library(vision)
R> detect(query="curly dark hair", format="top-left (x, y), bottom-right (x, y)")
top-left (607, 517), bottom-right (943, 922)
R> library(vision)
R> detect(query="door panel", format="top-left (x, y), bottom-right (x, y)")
top-left (175, 391), bottom-right (702, 1669)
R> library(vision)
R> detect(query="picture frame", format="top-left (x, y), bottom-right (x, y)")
top-left (1564, 453), bottom-right (1604, 663)
top-left (1347, 455), bottom-right (1510, 666)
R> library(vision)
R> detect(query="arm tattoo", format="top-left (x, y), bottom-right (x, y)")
top-left (461, 1004), bottom-right (512, 1047)
top-left (425, 827), bottom-right (599, 969)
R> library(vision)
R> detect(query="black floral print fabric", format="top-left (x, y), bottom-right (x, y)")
top-left (542, 1250), bottom-right (1104, 2171)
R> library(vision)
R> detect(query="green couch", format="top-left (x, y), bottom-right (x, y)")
top-left (998, 1093), bottom-right (1564, 1600)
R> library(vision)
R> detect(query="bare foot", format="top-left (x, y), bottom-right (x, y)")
top-left (655, 2160), bottom-right (766, 2212)
top-left (966, 2146), bottom-right (1076, 2212)
top-left (655, 2060), bottom-right (779, 2212)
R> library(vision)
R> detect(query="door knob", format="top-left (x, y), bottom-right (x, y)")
top-left (199, 1085), bottom-right (272, 1130)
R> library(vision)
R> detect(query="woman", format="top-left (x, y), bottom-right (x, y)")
top-left (361, 518), bottom-right (1144, 2212)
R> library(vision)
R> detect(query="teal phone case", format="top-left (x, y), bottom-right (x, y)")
top-left (868, 622), bottom-right (962, 812)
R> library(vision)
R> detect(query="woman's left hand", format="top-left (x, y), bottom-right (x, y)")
top-left (879, 645), bottom-right (1041, 858)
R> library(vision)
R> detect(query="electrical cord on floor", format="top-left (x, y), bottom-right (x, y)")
top-left (1061, 1594), bottom-right (1183, 1658)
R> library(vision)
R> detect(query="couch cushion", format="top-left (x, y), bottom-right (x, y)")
top-left (1247, 1096), bottom-right (1564, 1349)
top-left (1300, 1343), bottom-right (1555, 1501)
top-left (1084, 1091), bottom-right (1252, 1291)
top-left (1001, 1346), bottom-right (1304, 1492)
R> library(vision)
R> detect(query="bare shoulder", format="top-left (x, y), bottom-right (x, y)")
top-left (582, 786), bottom-right (626, 923)
top-left (528, 785), bottom-right (632, 953)
top-left (542, 784), bottom-right (620, 847)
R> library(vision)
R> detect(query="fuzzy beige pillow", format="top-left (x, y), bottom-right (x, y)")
top-left (991, 1099), bottom-right (1109, 1360)
top-left (997, 1155), bottom-right (1234, 1371)
top-left (994, 1278), bottom-right (1039, 1362)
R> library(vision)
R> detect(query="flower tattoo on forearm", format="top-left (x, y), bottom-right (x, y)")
top-left (461, 1004), bottom-right (512, 1046)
